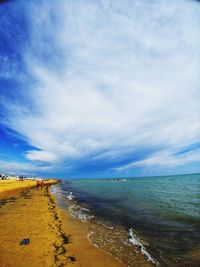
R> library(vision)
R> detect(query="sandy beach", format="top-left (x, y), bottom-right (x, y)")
top-left (0, 180), bottom-right (125, 267)
top-left (0, 179), bottom-right (58, 199)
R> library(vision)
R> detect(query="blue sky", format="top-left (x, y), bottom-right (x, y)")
top-left (0, 0), bottom-right (200, 178)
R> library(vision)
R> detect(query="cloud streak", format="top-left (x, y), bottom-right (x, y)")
top-left (1, 0), bottom-right (200, 176)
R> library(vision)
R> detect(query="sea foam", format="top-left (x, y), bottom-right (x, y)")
top-left (129, 228), bottom-right (158, 265)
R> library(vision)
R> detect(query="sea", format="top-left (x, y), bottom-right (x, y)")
top-left (51, 173), bottom-right (200, 267)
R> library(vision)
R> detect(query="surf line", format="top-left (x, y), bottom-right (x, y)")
top-left (129, 228), bottom-right (158, 265)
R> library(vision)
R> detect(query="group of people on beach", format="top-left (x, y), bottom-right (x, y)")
top-left (36, 180), bottom-right (45, 189)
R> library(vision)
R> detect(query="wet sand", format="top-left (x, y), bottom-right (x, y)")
top-left (0, 183), bottom-right (125, 267)
top-left (57, 206), bottom-right (125, 267)
top-left (55, 196), bottom-right (154, 267)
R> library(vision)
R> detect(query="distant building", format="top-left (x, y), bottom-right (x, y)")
top-left (0, 173), bottom-right (7, 180)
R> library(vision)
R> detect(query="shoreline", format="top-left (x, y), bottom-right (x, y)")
top-left (0, 181), bottom-right (125, 267)
top-left (52, 184), bottom-right (155, 267)
top-left (54, 193), bottom-right (126, 267)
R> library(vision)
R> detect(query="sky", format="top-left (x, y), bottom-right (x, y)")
top-left (0, 0), bottom-right (200, 178)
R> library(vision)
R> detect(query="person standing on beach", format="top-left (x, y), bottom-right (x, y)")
top-left (36, 180), bottom-right (41, 189)
top-left (41, 180), bottom-right (44, 188)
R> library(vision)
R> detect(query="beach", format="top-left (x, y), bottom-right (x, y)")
top-left (3, 176), bottom-right (200, 266)
top-left (0, 180), bottom-right (126, 267)
top-left (0, 179), bottom-right (58, 199)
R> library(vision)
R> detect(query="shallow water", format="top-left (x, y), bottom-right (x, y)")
top-left (52, 174), bottom-right (200, 266)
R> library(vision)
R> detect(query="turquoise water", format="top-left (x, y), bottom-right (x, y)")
top-left (58, 174), bottom-right (200, 266)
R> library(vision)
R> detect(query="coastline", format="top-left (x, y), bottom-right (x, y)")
top-left (0, 181), bottom-right (125, 267)
top-left (55, 177), bottom-right (200, 267)
top-left (52, 184), bottom-right (155, 267)
top-left (56, 200), bottom-right (126, 267)
top-left (0, 177), bottom-right (199, 266)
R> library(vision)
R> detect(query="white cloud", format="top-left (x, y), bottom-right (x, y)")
top-left (116, 149), bottom-right (200, 171)
top-left (0, 159), bottom-right (52, 175)
top-left (2, 0), bottom-right (200, 173)
top-left (25, 150), bottom-right (58, 162)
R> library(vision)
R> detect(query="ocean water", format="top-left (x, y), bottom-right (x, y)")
top-left (52, 174), bottom-right (200, 266)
